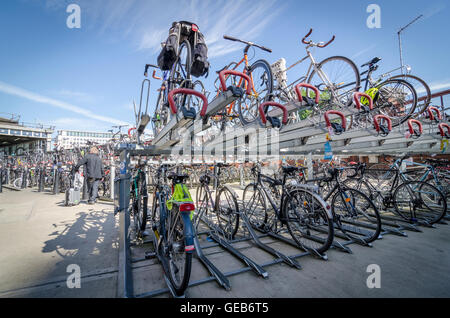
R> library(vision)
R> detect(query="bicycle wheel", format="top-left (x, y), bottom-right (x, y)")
top-left (163, 208), bottom-right (192, 296)
top-left (215, 186), bottom-right (240, 239)
top-left (194, 183), bottom-right (210, 231)
top-left (331, 187), bottom-right (381, 243)
top-left (389, 74), bottom-right (431, 117)
top-left (283, 187), bottom-right (334, 253)
top-left (307, 56), bottom-right (360, 108)
top-left (373, 79), bottom-right (417, 127)
top-left (242, 183), bottom-right (268, 229)
top-left (393, 181), bottom-right (446, 224)
top-left (168, 40), bottom-right (192, 114)
top-left (132, 173), bottom-right (148, 234)
top-left (238, 59), bottom-right (273, 126)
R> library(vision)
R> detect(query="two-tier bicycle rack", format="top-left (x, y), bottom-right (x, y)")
top-left (115, 65), bottom-right (449, 298)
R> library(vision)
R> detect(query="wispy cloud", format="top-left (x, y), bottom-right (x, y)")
top-left (52, 117), bottom-right (111, 132)
top-left (0, 81), bottom-right (130, 126)
top-left (351, 44), bottom-right (377, 60)
top-left (44, 0), bottom-right (285, 59)
top-left (423, 2), bottom-right (447, 19)
top-left (426, 79), bottom-right (450, 93)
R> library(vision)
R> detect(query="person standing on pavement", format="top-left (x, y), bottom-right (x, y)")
top-left (74, 146), bottom-right (104, 204)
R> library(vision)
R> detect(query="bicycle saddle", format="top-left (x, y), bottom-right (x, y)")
top-left (361, 57), bottom-right (381, 67)
top-left (168, 173), bottom-right (190, 183)
top-left (282, 166), bottom-right (301, 174)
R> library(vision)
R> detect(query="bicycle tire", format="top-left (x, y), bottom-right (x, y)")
top-left (307, 56), bottom-right (361, 108)
top-left (237, 59), bottom-right (274, 126)
top-left (283, 187), bottom-right (334, 253)
top-left (373, 78), bottom-right (417, 127)
top-left (242, 183), bottom-right (268, 229)
top-left (215, 186), bottom-right (240, 239)
top-left (132, 172), bottom-right (148, 233)
top-left (164, 208), bottom-right (192, 296)
top-left (389, 74), bottom-right (431, 116)
top-left (331, 187), bottom-right (381, 243)
top-left (393, 180), bottom-right (446, 224)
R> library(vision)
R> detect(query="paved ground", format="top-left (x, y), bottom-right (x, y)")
top-left (0, 187), bottom-right (449, 298)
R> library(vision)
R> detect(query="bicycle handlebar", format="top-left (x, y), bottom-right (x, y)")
top-left (295, 83), bottom-right (319, 104)
top-left (223, 35), bottom-right (272, 53)
top-left (259, 102), bottom-right (288, 125)
top-left (219, 70), bottom-right (252, 95)
top-left (152, 70), bottom-right (162, 80)
top-left (302, 28), bottom-right (335, 48)
top-left (144, 64), bottom-right (159, 77)
top-left (168, 88), bottom-right (209, 117)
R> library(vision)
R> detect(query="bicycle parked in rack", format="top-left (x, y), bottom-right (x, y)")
top-left (195, 163), bottom-right (240, 240)
top-left (302, 166), bottom-right (382, 244)
top-left (242, 163), bottom-right (334, 254)
top-left (150, 164), bottom-right (196, 296)
top-left (270, 28), bottom-right (361, 124)
top-left (350, 57), bottom-right (418, 127)
top-left (343, 157), bottom-right (447, 225)
top-left (214, 35), bottom-right (273, 127)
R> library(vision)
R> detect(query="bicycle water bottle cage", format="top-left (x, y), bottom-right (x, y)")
top-left (331, 122), bottom-right (344, 135)
top-left (180, 105), bottom-right (197, 120)
top-left (227, 85), bottom-right (244, 98)
top-left (267, 116), bottom-right (282, 128)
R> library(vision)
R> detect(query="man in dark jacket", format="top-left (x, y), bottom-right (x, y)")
top-left (75, 146), bottom-right (104, 204)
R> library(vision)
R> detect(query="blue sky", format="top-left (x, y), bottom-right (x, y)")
top-left (0, 0), bottom-right (448, 136)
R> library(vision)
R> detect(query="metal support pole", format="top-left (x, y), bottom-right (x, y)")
top-left (117, 149), bottom-right (133, 298)
top-left (53, 168), bottom-right (59, 194)
top-left (38, 167), bottom-right (44, 192)
top-left (110, 166), bottom-right (115, 200)
top-left (307, 152), bottom-right (313, 180)
top-left (21, 168), bottom-right (27, 189)
top-left (82, 166), bottom-right (88, 200)
top-left (239, 164), bottom-right (245, 189)
top-left (0, 168), bottom-right (3, 193)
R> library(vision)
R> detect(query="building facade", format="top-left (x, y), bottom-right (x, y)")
top-left (56, 130), bottom-right (113, 149)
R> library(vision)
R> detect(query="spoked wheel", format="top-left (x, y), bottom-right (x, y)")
top-left (132, 173), bottom-right (148, 236)
top-left (331, 188), bottom-right (381, 243)
top-left (307, 56), bottom-right (361, 108)
top-left (373, 79), bottom-right (417, 127)
top-left (389, 74), bottom-right (431, 117)
top-left (163, 208), bottom-right (192, 296)
top-left (168, 39), bottom-right (192, 115)
top-left (242, 183), bottom-right (268, 229)
top-left (194, 183), bottom-right (211, 232)
top-left (238, 59), bottom-right (273, 126)
top-left (215, 186), bottom-right (240, 240)
top-left (393, 181), bottom-right (446, 225)
top-left (283, 188), bottom-right (334, 254)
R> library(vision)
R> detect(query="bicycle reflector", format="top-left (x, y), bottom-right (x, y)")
top-left (191, 24), bottom-right (198, 32)
top-left (179, 203), bottom-right (195, 212)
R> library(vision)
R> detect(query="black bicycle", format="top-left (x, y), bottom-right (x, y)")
top-left (242, 164), bottom-right (334, 254)
top-left (195, 163), bottom-right (240, 240)
top-left (304, 167), bottom-right (382, 243)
